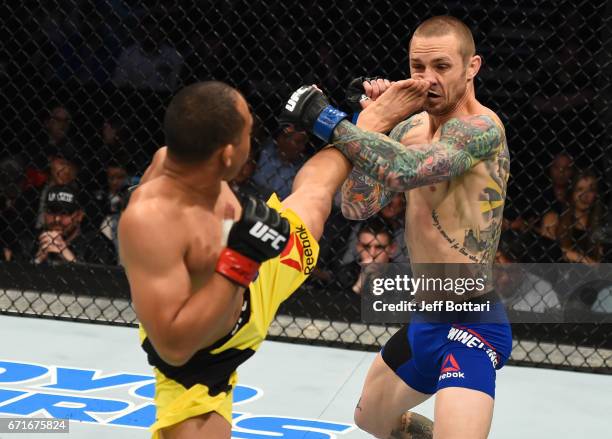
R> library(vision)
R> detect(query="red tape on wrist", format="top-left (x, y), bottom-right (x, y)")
top-left (215, 248), bottom-right (261, 287)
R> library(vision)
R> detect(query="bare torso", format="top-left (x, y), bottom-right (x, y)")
top-left (398, 109), bottom-right (509, 265)
top-left (130, 147), bottom-right (245, 326)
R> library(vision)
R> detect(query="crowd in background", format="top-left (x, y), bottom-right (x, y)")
top-left (1, 1), bottom-right (611, 318)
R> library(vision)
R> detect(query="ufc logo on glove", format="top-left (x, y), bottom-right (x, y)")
top-left (249, 222), bottom-right (288, 250)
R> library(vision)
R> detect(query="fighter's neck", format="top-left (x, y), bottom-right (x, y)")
top-left (161, 161), bottom-right (224, 203)
top-left (428, 91), bottom-right (480, 133)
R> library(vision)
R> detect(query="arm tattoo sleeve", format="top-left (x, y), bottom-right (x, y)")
top-left (340, 118), bottom-right (421, 219)
top-left (333, 115), bottom-right (503, 192)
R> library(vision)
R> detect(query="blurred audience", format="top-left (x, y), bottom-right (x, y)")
top-left (0, 157), bottom-right (27, 261)
top-left (19, 185), bottom-right (116, 266)
top-left (341, 193), bottom-right (409, 265)
top-left (336, 218), bottom-right (397, 295)
top-left (548, 170), bottom-right (603, 263)
top-left (33, 145), bottom-right (81, 230)
top-left (94, 161), bottom-right (129, 252)
top-left (230, 153), bottom-right (272, 201)
top-left (113, 14), bottom-right (183, 91)
top-left (505, 153), bottom-right (574, 233)
top-left (495, 242), bottom-right (561, 313)
top-left (251, 124), bottom-right (307, 200)
top-left (27, 105), bottom-right (74, 177)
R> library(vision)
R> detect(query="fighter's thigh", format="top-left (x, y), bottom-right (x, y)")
top-left (159, 412), bottom-right (231, 439)
top-left (434, 387), bottom-right (494, 439)
top-left (358, 352), bottom-right (431, 417)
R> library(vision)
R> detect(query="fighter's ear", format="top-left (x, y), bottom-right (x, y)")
top-left (219, 143), bottom-right (235, 168)
top-left (467, 54), bottom-right (482, 81)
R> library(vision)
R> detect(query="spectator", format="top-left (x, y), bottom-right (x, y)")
top-left (83, 117), bottom-right (131, 192)
top-left (336, 218), bottom-right (397, 295)
top-left (251, 124), bottom-right (308, 200)
top-left (505, 153), bottom-right (575, 233)
top-left (229, 153), bottom-right (272, 201)
top-left (0, 157), bottom-right (26, 261)
top-left (33, 145), bottom-right (81, 230)
top-left (341, 193), bottom-right (409, 264)
top-left (495, 243), bottom-right (561, 313)
top-left (113, 14), bottom-right (183, 91)
top-left (26, 105), bottom-right (74, 176)
top-left (93, 162), bottom-right (129, 251)
top-left (555, 170), bottom-right (603, 263)
top-left (22, 185), bottom-right (116, 266)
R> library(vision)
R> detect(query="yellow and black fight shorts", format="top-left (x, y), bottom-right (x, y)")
top-left (139, 193), bottom-right (319, 438)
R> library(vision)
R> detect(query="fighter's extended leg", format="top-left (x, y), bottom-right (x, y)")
top-left (282, 147), bottom-right (351, 240)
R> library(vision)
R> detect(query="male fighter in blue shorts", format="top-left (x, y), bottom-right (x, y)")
top-left (281, 15), bottom-right (512, 439)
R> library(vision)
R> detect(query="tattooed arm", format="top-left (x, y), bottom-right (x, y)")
top-left (340, 118), bottom-right (422, 220)
top-left (334, 115), bottom-right (502, 191)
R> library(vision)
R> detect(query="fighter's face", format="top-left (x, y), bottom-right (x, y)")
top-left (409, 35), bottom-right (472, 116)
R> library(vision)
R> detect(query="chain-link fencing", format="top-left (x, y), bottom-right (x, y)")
top-left (1, 0), bottom-right (611, 373)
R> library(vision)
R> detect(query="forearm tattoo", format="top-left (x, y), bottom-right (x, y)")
top-left (333, 115), bottom-right (502, 191)
top-left (389, 411), bottom-right (433, 439)
top-left (341, 117), bottom-right (423, 219)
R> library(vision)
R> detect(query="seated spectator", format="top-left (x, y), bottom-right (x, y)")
top-left (553, 170), bottom-right (602, 263)
top-left (495, 242), bottom-right (561, 313)
top-left (336, 218), bottom-right (397, 295)
top-left (506, 153), bottom-right (574, 232)
top-left (26, 105), bottom-right (73, 178)
top-left (94, 161), bottom-right (129, 251)
top-left (113, 14), bottom-right (183, 91)
top-left (83, 117), bottom-right (131, 192)
top-left (33, 145), bottom-right (82, 230)
top-left (19, 185), bottom-right (116, 266)
top-left (251, 124), bottom-right (307, 200)
top-left (341, 193), bottom-right (409, 264)
top-left (229, 153), bottom-right (272, 201)
top-left (0, 157), bottom-right (26, 261)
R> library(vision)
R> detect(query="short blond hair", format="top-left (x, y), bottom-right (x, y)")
top-left (411, 16), bottom-right (475, 64)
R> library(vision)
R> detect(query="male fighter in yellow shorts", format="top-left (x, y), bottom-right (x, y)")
top-left (118, 81), bottom-right (353, 438)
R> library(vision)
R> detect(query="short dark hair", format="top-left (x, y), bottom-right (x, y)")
top-left (411, 16), bottom-right (475, 64)
top-left (358, 217), bottom-right (393, 242)
top-left (163, 81), bottom-right (245, 163)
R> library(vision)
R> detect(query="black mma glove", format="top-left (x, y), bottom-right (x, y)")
top-left (279, 85), bottom-right (349, 143)
top-left (215, 196), bottom-right (290, 287)
top-left (345, 76), bottom-right (382, 113)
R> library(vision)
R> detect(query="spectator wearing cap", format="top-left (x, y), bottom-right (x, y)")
top-left (251, 124), bottom-right (308, 200)
top-left (34, 144), bottom-right (82, 230)
top-left (24, 185), bottom-right (116, 266)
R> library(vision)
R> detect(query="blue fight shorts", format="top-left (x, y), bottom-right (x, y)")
top-left (381, 291), bottom-right (512, 399)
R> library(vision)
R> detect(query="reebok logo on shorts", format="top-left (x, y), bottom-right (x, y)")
top-left (439, 354), bottom-right (465, 380)
top-left (279, 225), bottom-right (314, 274)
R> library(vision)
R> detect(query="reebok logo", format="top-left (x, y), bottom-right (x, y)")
top-left (285, 86), bottom-right (310, 112)
top-left (280, 225), bottom-right (315, 274)
top-left (438, 354), bottom-right (465, 381)
top-left (249, 222), bottom-right (287, 250)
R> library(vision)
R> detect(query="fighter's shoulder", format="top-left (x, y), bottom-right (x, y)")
top-left (389, 111), bottom-right (428, 142)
